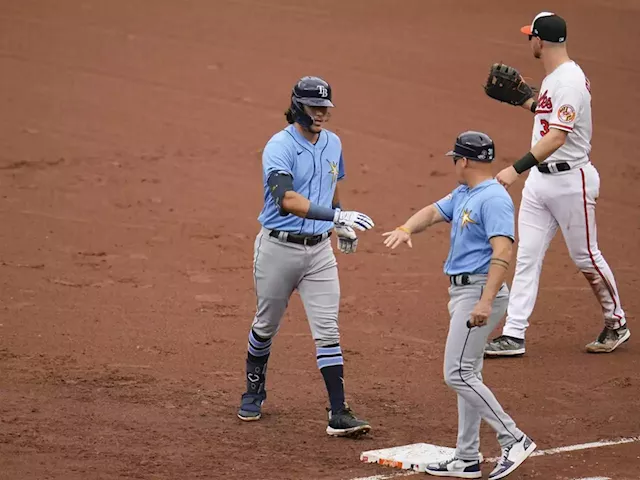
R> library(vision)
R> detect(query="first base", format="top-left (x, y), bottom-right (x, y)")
top-left (360, 443), bottom-right (456, 472)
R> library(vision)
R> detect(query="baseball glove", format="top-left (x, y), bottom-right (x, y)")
top-left (484, 63), bottom-right (535, 106)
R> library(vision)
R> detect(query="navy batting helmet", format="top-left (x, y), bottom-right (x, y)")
top-left (290, 76), bottom-right (334, 128)
top-left (446, 131), bottom-right (495, 162)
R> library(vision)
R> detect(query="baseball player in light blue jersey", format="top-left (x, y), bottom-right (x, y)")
top-left (237, 76), bottom-right (374, 438)
top-left (383, 132), bottom-right (536, 479)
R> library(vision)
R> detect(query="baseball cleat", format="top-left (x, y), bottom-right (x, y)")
top-left (326, 405), bottom-right (371, 438)
top-left (484, 335), bottom-right (525, 357)
top-left (585, 325), bottom-right (630, 353)
top-left (488, 435), bottom-right (536, 479)
top-left (425, 457), bottom-right (482, 478)
top-left (237, 392), bottom-right (266, 421)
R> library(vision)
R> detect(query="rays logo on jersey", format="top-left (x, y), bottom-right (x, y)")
top-left (461, 209), bottom-right (477, 229)
top-left (327, 160), bottom-right (339, 186)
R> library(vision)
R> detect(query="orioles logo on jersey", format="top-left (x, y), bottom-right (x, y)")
top-left (460, 209), bottom-right (477, 229)
top-left (558, 104), bottom-right (576, 124)
top-left (536, 90), bottom-right (553, 113)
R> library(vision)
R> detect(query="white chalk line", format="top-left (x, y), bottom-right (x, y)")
top-left (350, 436), bottom-right (639, 480)
top-left (346, 474), bottom-right (614, 480)
top-left (487, 435), bottom-right (640, 462)
top-left (350, 473), bottom-right (413, 480)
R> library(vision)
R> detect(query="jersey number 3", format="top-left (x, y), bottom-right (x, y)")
top-left (540, 119), bottom-right (550, 137)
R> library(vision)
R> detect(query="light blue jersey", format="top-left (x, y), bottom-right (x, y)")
top-left (435, 179), bottom-right (515, 276)
top-left (258, 124), bottom-right (345, 235)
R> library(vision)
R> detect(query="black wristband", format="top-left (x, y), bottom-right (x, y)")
top-left (530, 100), bottom-right (537, 113)
top-left (513, 152), bottom-right (539, 174)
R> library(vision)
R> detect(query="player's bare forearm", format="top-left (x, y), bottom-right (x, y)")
top-left (509, 128), bottom-right (568, 177)
top-left (402, 204), bottom-right (445, 234)
top-left (480, 236), bottom-right (513, 303)
top-left (281, 191), bottom-right (311, 218)
top-left (521, 98), bottom-right (536, 113)
top-left (530, 129), bottom-right (568, 162)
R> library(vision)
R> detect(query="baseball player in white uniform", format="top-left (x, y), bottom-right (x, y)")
top-left (485, 12), bottom-right (629, 357)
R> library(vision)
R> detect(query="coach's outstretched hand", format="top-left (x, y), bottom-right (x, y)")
top-left (382, 226), bottom-right (412, 249)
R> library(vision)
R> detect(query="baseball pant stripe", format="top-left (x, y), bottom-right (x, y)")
top-left (457, 329), bottom-right (521, 444)
top-left (445, 283), bottom-right (524, 457)
top-left (252, 234), bottom-right (264, 312)
top-left (580, 169), bottom-right (623, 322)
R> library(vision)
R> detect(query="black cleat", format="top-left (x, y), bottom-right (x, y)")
top-left (326, 405), bottom-right (371, 438)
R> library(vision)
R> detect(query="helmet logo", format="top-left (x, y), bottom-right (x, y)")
top-left (477, 148), bottom-right (493, 161)
top-left (317, 85), bottom-right (329, 98)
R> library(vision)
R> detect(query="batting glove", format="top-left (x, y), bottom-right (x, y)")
top-left (335, 225), bottom-right (358, 254)
top-left (333, 209), bottom-right (374, 231)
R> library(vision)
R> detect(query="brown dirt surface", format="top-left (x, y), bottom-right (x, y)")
top-left (1, 1), bottom-right (639, 479)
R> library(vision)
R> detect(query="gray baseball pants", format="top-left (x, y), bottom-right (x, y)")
top-left (444, 274), bottom-right (525, 461)
top-left (250, 227), bottom-right (340, 347)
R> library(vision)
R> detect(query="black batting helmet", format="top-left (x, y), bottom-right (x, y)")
top-left (445, 131), bottom-right (495, 162)
top-left (290, 76), bottom-right (334, 128)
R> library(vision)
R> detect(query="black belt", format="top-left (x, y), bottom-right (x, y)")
top-left (269, 229), bottom-right (331, 246)
top-left (537, 162), bottom-right (571, 174)
top-left (450, 274), bottom-right (471, 286)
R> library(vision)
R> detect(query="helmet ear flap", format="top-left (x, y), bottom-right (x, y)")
top-left (291, 96), bottom-right (314, 129)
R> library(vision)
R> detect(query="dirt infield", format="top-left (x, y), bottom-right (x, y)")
top-left (1, 1), bottom-right (639, 479)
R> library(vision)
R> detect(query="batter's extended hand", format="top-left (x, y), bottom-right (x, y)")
top-left (333, 209), bottom-right (374, 231)
top-left (382, 228), bottom-right (412, 249)
top-left (335, 225), bottom-right (358, 254)
top-left (495, 166), bottom-right (520, 189)
top-left (469, 299), bottom-right (492, 327)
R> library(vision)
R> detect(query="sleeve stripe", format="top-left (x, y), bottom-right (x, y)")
top-left (434, 202), bottom-right (452, 222)
top-left (488, 233), bottom-right (515, 241)
top-left (549, 123), bottom-right (573, 131)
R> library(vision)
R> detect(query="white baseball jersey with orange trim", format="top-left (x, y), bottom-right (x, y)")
top-left (531, 60), bottom-right (592, 165)
top-left (500, 60), bottom-right (627, 342)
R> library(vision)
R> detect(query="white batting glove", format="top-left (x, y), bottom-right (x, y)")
top-left (333, 208), bottom-right (374, 231)
top-left (334, 225), bottom-right (358, 254)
